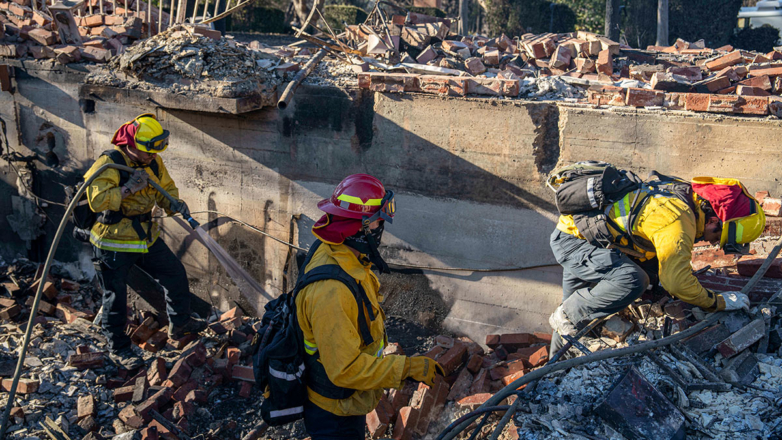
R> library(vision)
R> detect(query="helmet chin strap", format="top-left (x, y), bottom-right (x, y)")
top-left (344, 220), bottom-right (389, 274)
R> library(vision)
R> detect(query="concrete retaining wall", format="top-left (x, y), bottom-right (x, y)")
top-left (3, 62), bottom-right (782, 344)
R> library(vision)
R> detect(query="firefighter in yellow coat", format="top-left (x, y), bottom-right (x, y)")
top-left (83, 114), bottom-right (206, 369)
top-left (296, 174), bottom-right (444, 439)
top-left (548, 174), bottom-right (765, 354)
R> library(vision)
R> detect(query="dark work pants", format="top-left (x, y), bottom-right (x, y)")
top-left (94, 239), bottom-right (192, 352)
top-left (549, 230), bottom-right (650, 354)
top-left (303, 401), bottom-right (366, 440)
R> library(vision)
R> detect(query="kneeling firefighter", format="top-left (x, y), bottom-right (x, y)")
top-left (260, 174), bottom-right (445, 439)
top-left (80, 114), bottom-right (207, 369)
top-left (546, 162), bottom-right (765, 354)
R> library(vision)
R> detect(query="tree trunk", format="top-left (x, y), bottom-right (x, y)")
top-left (459, 0), bottom-right (469, 34)
top-left (289, 0), bottom-right (324, 32)
top-left (656, 0), bottom-right (669, 46)
top-left (604, 0), bottom-right (620, 41)
top-left (291, 0), bottom-right (309, 27)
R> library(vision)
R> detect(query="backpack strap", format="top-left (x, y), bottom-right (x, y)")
top-left (296, 265), bottom-right (375, 346)
top-left (291, 240), bottom-right (379, 401)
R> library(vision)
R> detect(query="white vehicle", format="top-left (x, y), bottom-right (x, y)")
top-left (739, 0), bottom-right (782, 31)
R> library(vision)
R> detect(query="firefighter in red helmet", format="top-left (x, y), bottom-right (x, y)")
top-left (295, 174), bottom-right (443, 439)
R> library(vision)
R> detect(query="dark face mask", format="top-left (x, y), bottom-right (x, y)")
top-left (344, 222), bottom-right (389, 273)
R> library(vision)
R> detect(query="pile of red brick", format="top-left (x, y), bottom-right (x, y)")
top-left (111, 307), bottom-right (257, 439)
top-left (348, 10), bottom-right (782, 116)
top-left (367, 332), bottom-right (551, 440)
top-left (0, 0), bottom-right (180, 64)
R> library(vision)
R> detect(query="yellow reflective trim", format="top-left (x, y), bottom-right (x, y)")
top-left (337, 194), bottom-right (383, 206)
top-left (304, 340), bottom-right (318, 355)
top-left (90, 231), bottom-right (149, 253)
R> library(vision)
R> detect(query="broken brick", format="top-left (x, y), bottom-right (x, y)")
top-left (130, 317), bottom-right (157, 344)
top-left (602, 315), bottom-right (635, 342)
top-left (717, 319), bottom-right (765, 359)
top-left (29, 279), bottom-right (58, 300)
top-left (184, 389), bottom-right (207, 404)
top-left (501, 369), bottom-right (526, 387)
top-left (113, 386), bottom-right (135, 402)
top-left (383, 342), bottom-right (405, 356)
top-left (77, 415), bottom-right (98, 433)
top-left (27, 28), bottom-right (57, 46)
top-left (147, 357), bottom-right (167, 386)
top-left (173, 400), bottom-right (194, 420)
top-left (132, 376), bottom-right (148, 403)
top-left (140, 426), bottom-right (159, 440)
top-left (423, 345), bottom-right (445, 360)
top-left (625, 88), bottom-right (664, 107)
top-left (514, 346), bottom-right (549, 368)
top-left (465, 354), bottom-right (483, 374)
top-left (141, 330), bottom-right (169, 353)
top-left (56, 303), bottom-right (92, 323)
top-left (182, 340), bottom-right (207, 367)
top-left (761, 198), bottom-right (782, 217)
top-left (596, 49), bottom-right (613, 75)
top-left (118, 406), bottom-right (143, 429)
top-left (456, 392), bottom-right (492, 410)
top-left (77, 394), bottom-right (96, 419)
top-left (238, 381), bottom-right (253, 398)
top-left (392, 406), bottom-right (419, 440)
top-left (469, 368), bottom-right (490, 395)
top-left (67, 352), bottom-right (104, 370)
top-left (1, 378), bottom-right (39, 394)
top-left (220, 306), bottom-right (243, 322)
top-left (167, 358), bottom-right (192, 388)
top-left (225, 347), bottom-right (241, 366)
top-left (231, 365), bottom-right (256, 383)
top-left (437, 343), bottom-right (467, 375)
top-left (0, 305), bottom-right (21, 320)
top-left (167, 333), bottom-right (196, 350)
top-left (705, 50), bottom-right (744, 71)
top-left (367, 405), bottom-right (390, 439)
top-left (446, 368), bottom-right (473, 401)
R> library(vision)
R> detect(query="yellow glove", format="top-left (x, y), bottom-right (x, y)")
top-left (404, 356), bottom-right (444, 387)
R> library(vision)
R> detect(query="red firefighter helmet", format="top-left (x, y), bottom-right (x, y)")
top-left (318, 174), bottom-right (395, 223)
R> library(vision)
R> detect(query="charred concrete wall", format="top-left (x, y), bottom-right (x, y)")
top-left (3, 62), bottom-right (782, 345)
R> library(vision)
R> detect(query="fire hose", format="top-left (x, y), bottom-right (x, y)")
top-left (0, 163), bottom-right (198, 439)
top-left (436, 234), bottom-right (782, 440)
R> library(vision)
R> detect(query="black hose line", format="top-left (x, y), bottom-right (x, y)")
top-left (436, 234), bottom-right (782, 440)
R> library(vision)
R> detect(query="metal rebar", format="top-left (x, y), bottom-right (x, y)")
top-left (168, 0), bottom-right (174, 26)
top-left (190, 0), bottom-right (198, 23)
top-left (211, 0), bottom-right (220, 20)
top-left (201, 0), bottom-right (210, 23)
top-left (277, 48), bottom-right (327, 110)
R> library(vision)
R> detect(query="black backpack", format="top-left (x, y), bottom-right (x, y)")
top-left (548, 161), bottom-right (696, 256)
top-left (252, 240), bottom-right (376, 426)
top-left (69, 150), bottom-right (159, 242)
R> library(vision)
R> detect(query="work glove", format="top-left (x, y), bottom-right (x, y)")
top-left (404, 356), bottom-right (444, 387)
top-left (170, 199), bottom-right (191, 219)
top-left (123, 169), bottom-right (149, 194)
top-left (722, 291), bottom-right (750, 311)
